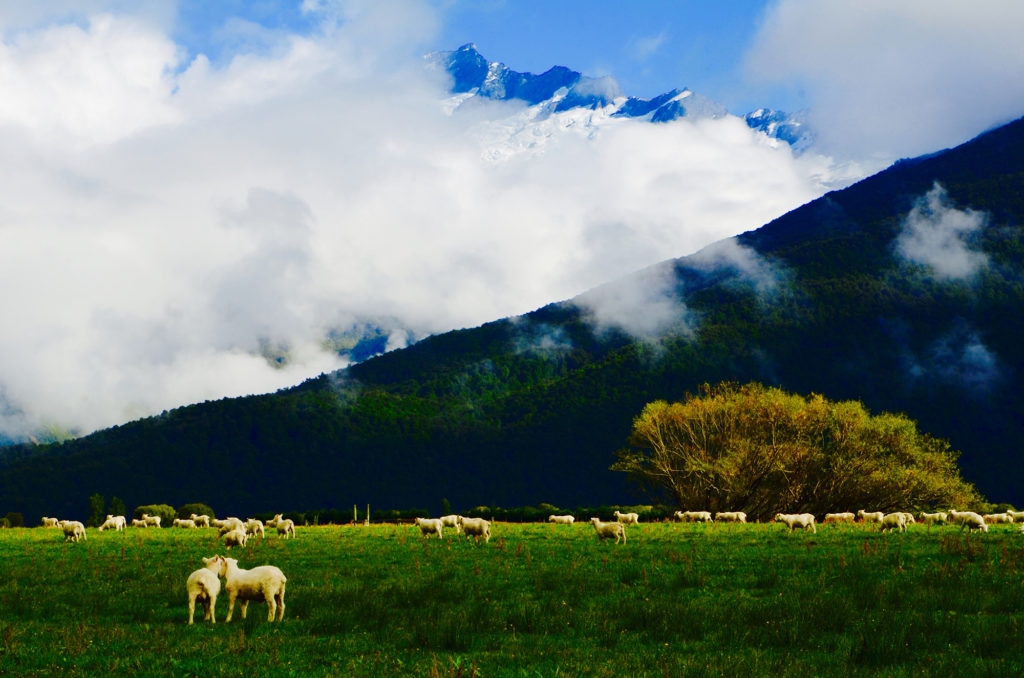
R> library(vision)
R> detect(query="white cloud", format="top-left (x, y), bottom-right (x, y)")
top-left (0, 3), bottom-right (851, 440)
top-left (745, 0), bottom-right (1024, 161)
top-left (629, 31), bottom-right (667, 62)
top-left (896, 183), bottom-right (988, 279)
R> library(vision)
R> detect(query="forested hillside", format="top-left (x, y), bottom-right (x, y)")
top-left (3, 116), bottom-right (1023, 523)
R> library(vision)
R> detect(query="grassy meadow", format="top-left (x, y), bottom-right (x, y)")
top-left (1, 520), bottom-right (1023, 677)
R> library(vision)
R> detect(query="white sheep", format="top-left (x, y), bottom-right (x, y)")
top-left (414, 517), bottom-right (443, 538)
top-left (245, 519), bottom-right (265, 538)
top-left (590, 517), bottom-right (626, 544)
top-left (919, 512), bottom-right (948, 525)
top-left (948, 509), bottom-right (989, 533)
top-left (898, 512), bottom-right (917, 525)
top-left (173, 518), bottom-right (198, 529)
top-left (216, 517), bottom-right (245, 536)
top-left (457, 516), bottom-right (491, 543)
top-left (773, 513), bottom-right (817, 533)
top-left (677, 510), bottom-right (713, 523)
top-left (439, 515), bottom-right (462, 533)
top-left (142, 513), bottom-right (162, 528)
top-left (223, 527), bottom-right (248, 549)
top-left (613, 510), bottom-right (640, 525)
top-left (60, 520), bottom-right (86, 542)
top-left (983, 513), bottom-right (1013, 525)
top-left (41, 516), bottom-right (60, 528)
top-left (190, 514), bottom-right (211, 528)
top-left (547, 514), bottom-right (575, 524)
top-left (216, 556), bottom-right (287, 623)
top-left (266, 514), bottom-right (283, 529)
top-left (98, 515), bottom-right (126, 531)
top-left (276, 519), bottom-right (296, 539)
top-left (131, 518), bottom-right (148, 528)
top-left (880, 512), bottom-right (907, 533)
top-left (714, 511), bottom-right (747, 523)
top-left (824, 512), bottom-right (856, 524)
top-left (1005, 509), bottom-right (1024, 522)
top-left (186, 555), bottom-right (222, 625)
top-left (857, 510), bottom-right (884, 524)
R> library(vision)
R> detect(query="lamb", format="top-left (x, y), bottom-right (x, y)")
top-left (590, 517), bottom-right (626, 544)
top-left (880, 512), bottom-right (907, 533)
top-left (190, 514), bottom-right (211, 528)
top-left (983, 513), bottom-right (1013, 525)
top-left (60, 520), bottom-right (86, 542)
top-left (1006, 509), bottom-right (1024, 522)
top-left (216, 517), bottom-right (245, 536)
top-left (773, 513), bottom-right (817, 533)
top-left (714, 511), bottom-right (747, 523)
top-left (98, 515), bottom-right (126, 531)
top-left (276, 519), bottom-right (296, 539)
top-left (824, 512), bottom-right (856, 524)
top-left (222, 527), bottom-right (248, 549)
top-left (266, 514), bottom-right (283, 529)
top-left (948, 509), bottom-right (989, 532)
top-left (216, 556), bottom-right (287, 623)
top-left (613, 510), bottom-right (640, 525)
top-left (41, 516), bottom-right (60, 528)
top-left (857, 510), bottom-right (884, 524)
top-left (548, 514), bottom-right (575, 524)
top-left (414, 517), bottom-right (443, 539)
top-left (440, 515), bottom-right (462, 533)
top-left (131, 518), bottom-right (148, 528)
top-left (186, 556), bottom-right (222, 624)
top-left (677, 510), bottom-right (713, 523)
top-left (245, 519), bottom-right (265, 539)
top-left (898, 512), bottom-right (917, 525)
top-left (919, 512), bottom-right (948, 525)
top-left (173, 518), bottom-right (198, 529)
top-left (142, 513), bottom-right (162, 528)
top-left (457, 516), bottom-right (491, 543)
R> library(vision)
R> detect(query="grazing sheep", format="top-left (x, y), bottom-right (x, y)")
top-left (276, 519), bottom-right (296, 539)
top-left (773, 513), bottom-right (817, 533)
top-left (857, 510), bottom-right (884, 524)
top-left (919, 512), bottom-right (948, 525)
top-left (142, 514), bottom-right (162, 528)
top-left (216, 518), bottom-right (245, 536)
top-left (983, 513), bottom-right (1013, 525)
top-left (677, 510), bottom-right (713, 523)
top-left (548, 514), bottom-right (575, 524)
top-left (590, 517), bottom-right (626, 544)
top-left (613, 510), bottom-right (640, 525)
top-left (98, 515), bottom-right (126, 531)
top-left (457, 516), bottom-right (491, 543)
top-left (190, 514), bottom-right (211, 528)
top-left (131, 518), bottom-right (148, 528)
top-left (186, 556), bottom-right (222, 625)
top-left (880, 513), bottom-right (907, 533)
top-left (1005, 509), bottom-right (1024, 523)
top-left (949, 510), bottom-right (989, 533)
top-left (173, 518), bottom-right (198, 529)
top-left (897, 512), bottom-right (917, 525)
top-left (41, 516), bottom-right (60, 528)
top-left (414, 517), bottom-right (443, 539)
top-left (824, 512), bottom-right (856, 524)
top-left (714, 511), bottom-right (747, 523)
top-left (222, 527), bottom-right (248, 549)
top-left (439, 515), bottom-right (462, 533)
top-left (216, 556), bottom-right (287, 623)
top-left (60, 520), bottom-right (86, 542)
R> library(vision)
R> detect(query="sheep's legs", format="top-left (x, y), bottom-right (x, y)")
top-left (188, 597), bottom-right (196, 625)
top-left (275, 592), bottom-right (285, 621)
top-left (226, 593), bottom-right (237, 622)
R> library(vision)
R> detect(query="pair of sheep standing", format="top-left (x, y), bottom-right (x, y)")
top-left (414, 515), bottom-right (491, 542)
top-left (589, 510), bottom-right (641, 544)
top-left (186, 555), bottom-right (287, 625)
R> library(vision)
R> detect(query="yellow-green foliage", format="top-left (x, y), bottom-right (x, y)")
top-left (616, 382), bottom-right (982, 520)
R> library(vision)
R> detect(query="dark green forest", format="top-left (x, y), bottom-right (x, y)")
top-left (2, 116), bottom-right (1023, 523)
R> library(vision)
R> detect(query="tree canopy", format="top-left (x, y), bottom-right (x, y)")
top-left (614, 382), bottom-right (983, 521)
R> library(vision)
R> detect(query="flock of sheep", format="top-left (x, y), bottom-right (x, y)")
top-left (41, 512), bottom-right (298, 547)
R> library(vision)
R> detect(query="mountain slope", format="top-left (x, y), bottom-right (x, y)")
top-left (2, 117), bottom-right (1023, 522)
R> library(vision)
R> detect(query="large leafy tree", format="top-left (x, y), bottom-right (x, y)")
top-left (614, 382), bottom-right (982, 520)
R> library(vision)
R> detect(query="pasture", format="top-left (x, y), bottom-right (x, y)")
top-left (1, 520), bottom-right (1023, 676)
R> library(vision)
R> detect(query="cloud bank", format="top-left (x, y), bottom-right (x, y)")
top-left (896, 184), bottom-right (988, 279)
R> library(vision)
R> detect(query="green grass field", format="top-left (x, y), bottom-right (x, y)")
top-left (1, 520), bottom-right (1023, 677)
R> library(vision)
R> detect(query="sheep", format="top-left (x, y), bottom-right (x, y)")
top-left (548, 514), bottom-right (575, 524)
top-left (613, 510), bottom-right (640, 525)
top-left (880, 512), bottom-right (907, 533)
top-left (590, 517), bottom-right (626, 544)
top-left (413, 517), bottom-right (443, 539)
top-left (948, 510), bottom-right (989, 533)
top-left (919, 512), bottom-right (948, 525)
top-left (857, 510), bottom-right (884, 524)
top-left (898, 512), bottom-right (917, 525)
top-left (142, 513), bottom-right (162, 528)
top-left (216, 517), bottom-right (245, 536)
top-left (1005, 509), bottom-right (1024, 523)
top-left (245, 519), bottom-right (265, 539)
top-left (457, 516), bottom-right (491, 543)
top-left (216, 556), bottom-right (287, 623)
top-left (714, 511), bottom-right (747, 523)
top-left (222, 527), bottom-right (248, 549)
top-left (983, 513), bottom-right (1013, 525)
top-left (440, 514), bottom-right (462, 533)
top-left (190, 514), bottom-right (211, 528)
top-left (276, 519), bottom-right (296, 539)
top-left (186, 556), bottom-right (222, 625)
top-left (131, 518), bottom-right (148, 528)
top-left (266, 514), bottom-right (283, 529)
top-left (824, 512), bottom-right (856, 524)
top-left (60, 520), bottom-right (86, 542)
top-left (773, 513), bottom-right (816, 533)
top-left (677, 510), bottom-right (713, 523)
top-left (98, 515), bottom-right (126, 531)
top-left (40, 516), bottom-right (60, 528)
top-left (173, 518), bottom-right (198, 529)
